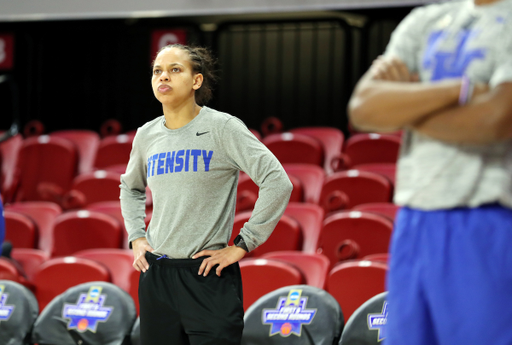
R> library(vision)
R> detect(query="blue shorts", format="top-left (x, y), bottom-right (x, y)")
top-left (385, 204), bottom-right (512, 345)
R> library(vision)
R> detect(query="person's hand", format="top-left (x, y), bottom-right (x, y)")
top-left (370, 56), bottom-right (419, 82)
top-left (193, 246), bottom-right (247, 277)
top-left (131, 237), bottom-right (154, 272)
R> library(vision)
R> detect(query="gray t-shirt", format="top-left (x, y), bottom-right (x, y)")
top-left (384, 0), bottom-right (512, 210)
top-left (120, 106), bottom-right (293, 258)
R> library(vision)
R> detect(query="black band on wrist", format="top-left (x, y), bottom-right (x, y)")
top-left (234, 234), bottom-right (249, 252)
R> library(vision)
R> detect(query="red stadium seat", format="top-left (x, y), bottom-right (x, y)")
top-left (239, 258), bottom-right (305, 311)
top-left (5, 201), bottom-right (62, 254)
top-left (236, 172), bottom-right (303, 212)
top-left (249, 128), bottom-right (262, 141)
top-left (0, 257), bottom-right (27, 283)
top-left (94, 133), bottom-right (135, 170)
top-left (290, 127), bottom-right (345, 173)
top-left (32, 256), bottom-right (111, 311)
top-left (11, 248), bottom-right (50, 281)
top-left (326, 260), bottom-right (388, 320)
top-left (260, 117), bottom-right (283, 137)
top-left (261, 251), bottom-right (330, 289)
top-left (103, 163), bottom-right (127, 174)
top-left (74, 248), bottom-right (134, 292)
top-left (4, 210), bottom-right (37, 249)
top-left (78, 169), bottom-right (152, 211)
top-left (354, 162), bottom-right (397, 186)
top-left (231, 212), bottom-right (302, 257)
top-left (101, 119), bottom-right (123, 137)
top-left (22, 120), bottom-right (45, 137)
top-left (319, 170), bottom-right (393, 214)
top-left (86, 201), bottom-right (127, 249)
top-left (50, 210), bottom-right (122, 257)
top-left (317, 211), bottom-right (394, 269)
top-left (343, 133), bottom-right (401, 168)
top-left (284, 202), bottom-right (324, 254)
top-left (0, 257), bottom-right (34, 292)
top-left (84, 201), bottom-right (124, 224)
top-left (51, 129), bottom-right (100, 174)
top-left (86, 200), bottom-right (152, 249)
top-left (14, 135), bottom-right (78, 203)
top-left (352, 202), bottom-right (400, 222)
top-left (0, 133), bottom-right (23, 203)
top-left (283, 163), bottom-right (325, 204)
top-left (235, 173), bottom-right (258, 213)
top-left (262, 132), bottom-right (324, 166)
top-left (65, 170), bottom-right (122, 209)
top-left (362, 253), bottom-right (390, 264)
top-left (129, 269), bottom-right (140, 315)
top-left (347, 121), bottom-right (403, 138)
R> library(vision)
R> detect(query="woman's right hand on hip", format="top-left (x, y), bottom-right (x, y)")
top-left (131, 237), bottom-right (154, 272)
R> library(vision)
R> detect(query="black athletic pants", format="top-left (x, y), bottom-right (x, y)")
top-left (139, 252), bottom-right (244, 345)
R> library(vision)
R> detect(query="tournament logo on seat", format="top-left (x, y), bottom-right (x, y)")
top-left (262, 289), bottom-right (317, 337)
top-left (62, 286), bottom-right (113, 333)
top-left (0, 285), bottom-right (15, 322)
top-left (367, 301), bottom-right (388, 342)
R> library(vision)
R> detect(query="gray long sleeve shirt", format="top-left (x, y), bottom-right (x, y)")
top-left (120, 106), bottom-right (293, 258)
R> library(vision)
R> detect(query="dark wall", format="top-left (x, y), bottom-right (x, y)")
top-left (215, 19), bottom-right (353, 132)
top-left (0, 18), bottom-right (202, 133)
top-left (0, 6), bottom-right (413, 136)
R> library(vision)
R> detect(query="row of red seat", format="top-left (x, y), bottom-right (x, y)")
top-left (1, 278), bottom-right (389, 345)
top-left (0, 125), bottom-right (398, 333)
top-left (0, 126), bottom-right (401, 205)
top-left (238, 163), bottom-right (395, 214)
top-left (1, 248), bottom-right (388, 320)
top-left (4, 200), bottom-right (397, 267)
top-left (2, 157), bottom-right (396, 216)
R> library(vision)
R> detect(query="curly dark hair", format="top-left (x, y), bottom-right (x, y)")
top-left (155, 44), bottom-right (219, 105)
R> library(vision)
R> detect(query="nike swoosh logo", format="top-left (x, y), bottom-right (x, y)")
top-left (196, 131), bottom-right (209, 136)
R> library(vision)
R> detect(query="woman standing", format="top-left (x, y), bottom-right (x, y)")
top-left (120, 44), bottom-right (293, 344)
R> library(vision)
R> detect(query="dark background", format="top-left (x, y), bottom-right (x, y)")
top-left (0, 6), bottom-right (414, 137)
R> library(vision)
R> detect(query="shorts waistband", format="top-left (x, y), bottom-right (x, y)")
top-left (145, 251), bottom-right (207, 267)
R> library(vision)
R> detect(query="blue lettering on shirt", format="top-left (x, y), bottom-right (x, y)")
top-left (202, 150), bottom-right (213, 172)
top-left (191, 150), bottom-right (201, 172)
top-left (185, 150), bottom-right (190, 172)
top-left (151, 154), bottom-right (158, 177)
top-left (147, 155), bottom-right (158, 178)
top-left (157, 153), bottom-right (166, 175)
top-left (175, 150), bottom-right (185, 172)
top-left (423, 29), bottom-right (486, 81)
top-left (165, 151), bottom-right (175, 173)
top-left (148, 149), bottom-right (214, 177)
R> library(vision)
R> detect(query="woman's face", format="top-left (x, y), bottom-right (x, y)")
top-left (151, 47), bottom-right (202, 107)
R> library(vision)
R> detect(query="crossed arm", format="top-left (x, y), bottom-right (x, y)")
top-left (348, 56), bottom-right (512, 145)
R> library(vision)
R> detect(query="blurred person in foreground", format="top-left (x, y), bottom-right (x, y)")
top-left (348, 0), bottom-right (512, 344)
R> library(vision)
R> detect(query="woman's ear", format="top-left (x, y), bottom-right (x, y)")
top-left (193, 73), bottom-right (204, 90)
